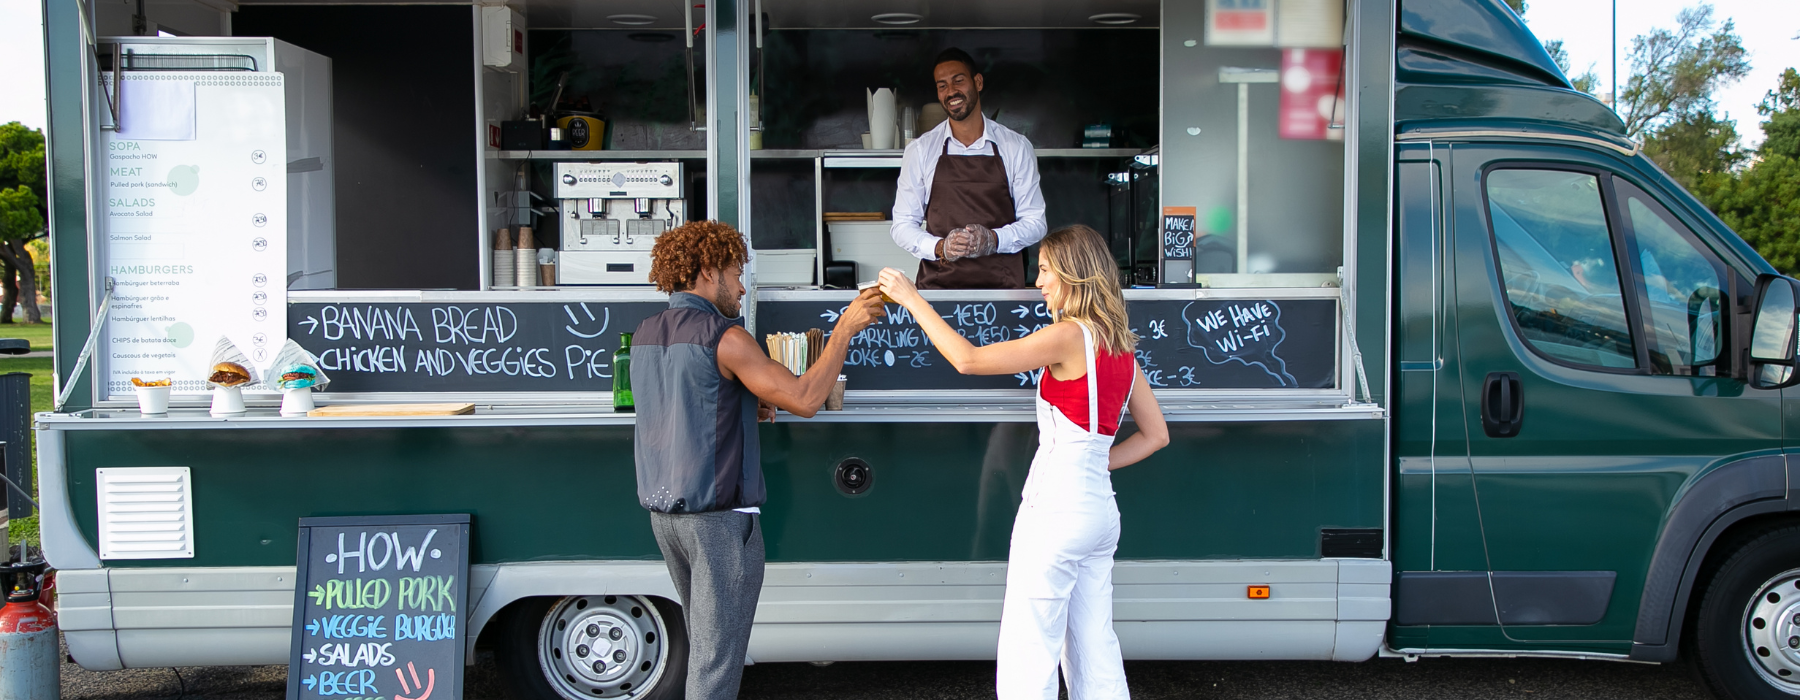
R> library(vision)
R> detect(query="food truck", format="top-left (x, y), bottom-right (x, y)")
top-left (30, 0), bottom-right (1800, 698)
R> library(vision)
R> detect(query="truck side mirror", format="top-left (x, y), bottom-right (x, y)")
top-left (1747, 273), bottom-right (1800, 389)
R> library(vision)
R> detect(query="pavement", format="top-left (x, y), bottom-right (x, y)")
top-left (59, 637), bottom-right (1713, 700)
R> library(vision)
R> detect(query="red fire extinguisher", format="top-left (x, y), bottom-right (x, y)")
top-left (0, 559), bottom-right (58, 700)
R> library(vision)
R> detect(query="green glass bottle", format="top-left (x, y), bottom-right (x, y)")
top-left (613, 332), bottom-right (634, 412)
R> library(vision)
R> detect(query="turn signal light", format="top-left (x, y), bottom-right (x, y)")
top-left (1248, 585), bottom-right (1270, 599)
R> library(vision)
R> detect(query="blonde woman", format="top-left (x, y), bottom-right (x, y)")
top-left (879, 224), bottom-right (1169, 699)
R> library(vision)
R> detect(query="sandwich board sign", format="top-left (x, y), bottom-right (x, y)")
top-left (288, 514), bottom-right (470, 700)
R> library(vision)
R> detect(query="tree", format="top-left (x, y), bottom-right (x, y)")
top-left (1757, 68), bottom-right (1800, 159)
top-left (1502, 0), bottom-right (1527, 15)
top-left (1696, 69), bottom-right (1800, 274)
top-left (1545, 39), bottom-right (1601, 95)
top-left (1643, 105), bottom-right (1745, 190)
top-left (0, 122), bottom-right (46, 324)
top-left (1616, 5), bottom-right (1750, 139)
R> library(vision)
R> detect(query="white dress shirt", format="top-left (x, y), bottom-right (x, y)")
top-left (890, 116), bottom-right (1047, 261)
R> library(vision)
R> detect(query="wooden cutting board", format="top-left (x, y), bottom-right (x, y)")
top-left (307, 403), bottom-right (476, 417)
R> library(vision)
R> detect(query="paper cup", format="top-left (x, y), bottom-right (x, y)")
top-left (826, 375), bottom-right (847, 411)
top-left (134, 385), bottom-right (170, 414)
top-left (860, 132), bottom-right (872, 149)
top-left (492, 249), bottom-right (516, 288)
top-left (516, 248), bottom-right (539, 287)
top-left (209, 385), bottom-right (246, 416)
top-left (280, 387), bottom-right (315, 416)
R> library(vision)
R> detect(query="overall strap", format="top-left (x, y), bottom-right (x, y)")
top-left (1079, 322), bottom-right (1098, 434)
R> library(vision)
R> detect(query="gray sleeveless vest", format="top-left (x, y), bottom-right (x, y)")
top-left (631, 292), bottom-right (764, 513)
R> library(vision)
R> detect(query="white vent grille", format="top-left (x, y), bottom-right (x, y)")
top-left (97, 467), bottom-right (194, 560)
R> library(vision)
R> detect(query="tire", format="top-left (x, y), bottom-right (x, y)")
top-left (494, 595), bottom-right (688, 700)
top-left (1690, 524), bottom-right (1800, 699)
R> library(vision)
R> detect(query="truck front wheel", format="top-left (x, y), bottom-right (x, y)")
top-left (1691, 525), bottom-right (1800, 699)
top-left (495, 595), bottom-right (688, 700)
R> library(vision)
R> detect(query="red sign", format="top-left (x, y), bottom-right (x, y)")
top-left (1215, 11), bottom-right (1268, 30)
top-left (1278, 48), bottom-right (1345, 140)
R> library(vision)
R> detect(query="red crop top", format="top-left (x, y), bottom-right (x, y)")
top-left (1038, 349), bottom-right (1135, 436)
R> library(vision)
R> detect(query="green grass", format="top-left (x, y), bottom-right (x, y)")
top-left (0, 354), bottom-right (49, 547)
top-left (0, 321), bottom-right (52, 351)
top-left (7, 514), bottom-right (37, 547)
top-left (0, 356), bottom-right (54, 416)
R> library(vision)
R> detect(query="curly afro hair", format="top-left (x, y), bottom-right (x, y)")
top-left (648, 220), bottom-right (750, 293)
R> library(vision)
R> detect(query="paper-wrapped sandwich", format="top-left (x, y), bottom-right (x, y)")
top-left (208, 362), bottom-right (253, 387)
top-left (263, 340), bottom-right (331, 416)
top-left (207, 337), bottom-right (256, 415)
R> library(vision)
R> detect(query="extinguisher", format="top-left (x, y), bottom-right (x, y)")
top-left (0, 558), bottom-right (58, 700)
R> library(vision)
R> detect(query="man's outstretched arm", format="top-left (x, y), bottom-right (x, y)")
top-left (719, 290), bottom-right (883, 418)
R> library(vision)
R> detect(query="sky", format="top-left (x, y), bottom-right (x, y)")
top-left (1520, 0), bottom-right (1799, 148)
top-left (0, 0), bottom-right (1794, 146)
top-left (0, 0), bottom-right (47, 132)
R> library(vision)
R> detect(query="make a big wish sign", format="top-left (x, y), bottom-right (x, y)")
top-left (288, 515), bottom-right (471, 700)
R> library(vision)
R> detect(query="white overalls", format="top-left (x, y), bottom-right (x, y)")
top-left (996, 323), bottom-right (1132, 700)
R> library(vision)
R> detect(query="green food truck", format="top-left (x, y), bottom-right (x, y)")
top-left (30, 0), bottom-right (1800, 698)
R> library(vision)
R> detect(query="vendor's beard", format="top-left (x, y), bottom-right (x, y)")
top-left (943, 93), bottom-right (975, 122)
top-left (713, 287), bottom-right (740, 318)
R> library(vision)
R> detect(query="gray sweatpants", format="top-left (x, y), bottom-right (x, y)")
top-left (650, 510), bottom-right (765, 700)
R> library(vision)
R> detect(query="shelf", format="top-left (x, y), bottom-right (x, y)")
top-left (1035, 148), bottom-right (1145, 158)
top-left (815, 147), bottom-right (1147, 168)
top-left (750, 149), bottom-right (822, 159)
top-left (486, 150), bottom-right (706, 160)
top-left (486, 146), bottom-right (1141, 165)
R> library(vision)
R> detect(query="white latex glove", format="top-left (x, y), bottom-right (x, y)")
top-left (958, 224), bottom-right (999, 259)
top-left (940, 228), bottom-right (974, 262)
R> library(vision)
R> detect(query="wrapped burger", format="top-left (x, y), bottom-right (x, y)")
top-left (263, 340), bottom-right (332, 391)
top-left (264, 340), bottom-right (330, 416)
top-left (206, 336), bottom-right (256, 415)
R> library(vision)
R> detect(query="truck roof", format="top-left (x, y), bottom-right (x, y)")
top-left (1397, 0), bottom-right (1626, 137)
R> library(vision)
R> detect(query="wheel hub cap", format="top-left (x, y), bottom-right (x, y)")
top-left (538, 596), bottom-right (665, 699)
top-left (1744, 568), bottom-right (1800, 692)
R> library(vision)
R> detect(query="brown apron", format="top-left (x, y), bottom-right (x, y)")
top-left (916, 139), bottom-right (1026, 289)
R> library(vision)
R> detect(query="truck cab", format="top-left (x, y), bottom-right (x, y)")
top-left (1387, 5), bottom-right (1800, 696)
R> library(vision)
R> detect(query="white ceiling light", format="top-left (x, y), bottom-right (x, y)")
top-left (1088, 13), bottom-right (1141, 25)
top-left (607, 14), bottom-right (658, 26)
top-left (871, 12), bottom-right (924, 25)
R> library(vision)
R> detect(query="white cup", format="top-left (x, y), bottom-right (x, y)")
top-left (280, 387), bottom-right (315, 417)
top-left (135, 385), bottom-right (170, 414)
top-left (209, 385), bottom-right (246, 416)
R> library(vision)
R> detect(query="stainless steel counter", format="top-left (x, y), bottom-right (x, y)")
top-left (38, 394), bottom-right (1380, 431)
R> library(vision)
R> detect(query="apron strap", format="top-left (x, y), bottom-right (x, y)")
top-left (1078, 322), bottom-right (1099, 434)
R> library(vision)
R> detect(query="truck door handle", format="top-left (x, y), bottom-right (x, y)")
top-left (1481, 371), bottom-right (1524, 438)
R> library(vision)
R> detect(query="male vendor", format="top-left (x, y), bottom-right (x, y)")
top-left (891, 47), bottom-right (1047, 289)
top-left (632, 221), bottom-right (882, 700)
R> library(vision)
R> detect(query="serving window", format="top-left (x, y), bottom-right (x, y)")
top-left (1160, 0), bottom-right (1349, 288)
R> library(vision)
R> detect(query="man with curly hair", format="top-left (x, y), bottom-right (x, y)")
top-left (631, 220), bottom-right (882, 699)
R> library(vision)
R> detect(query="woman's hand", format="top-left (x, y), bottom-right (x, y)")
top-left (877, 268), bottom-right (925, 310)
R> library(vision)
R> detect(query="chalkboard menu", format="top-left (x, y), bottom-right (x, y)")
top-left (756, 296), bottom-right (1338, 391)
top-left (1161, 206), bottom-right (1197, 261)
top-left (289, 514), bottom-right (471, 700)
top-left (288, 301), bottom-right (666, 392)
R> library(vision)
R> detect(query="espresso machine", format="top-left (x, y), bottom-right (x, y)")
top-left (553, 161), bottom-right (685, 285)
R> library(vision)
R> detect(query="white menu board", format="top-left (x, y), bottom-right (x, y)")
top-left (101, 72), bottom-right (288, 397)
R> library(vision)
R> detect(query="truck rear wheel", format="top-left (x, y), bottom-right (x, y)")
top-left (1691, 525), bottom-right (1800, 699)
top-left (495, 595), bottom-right (688, 700)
